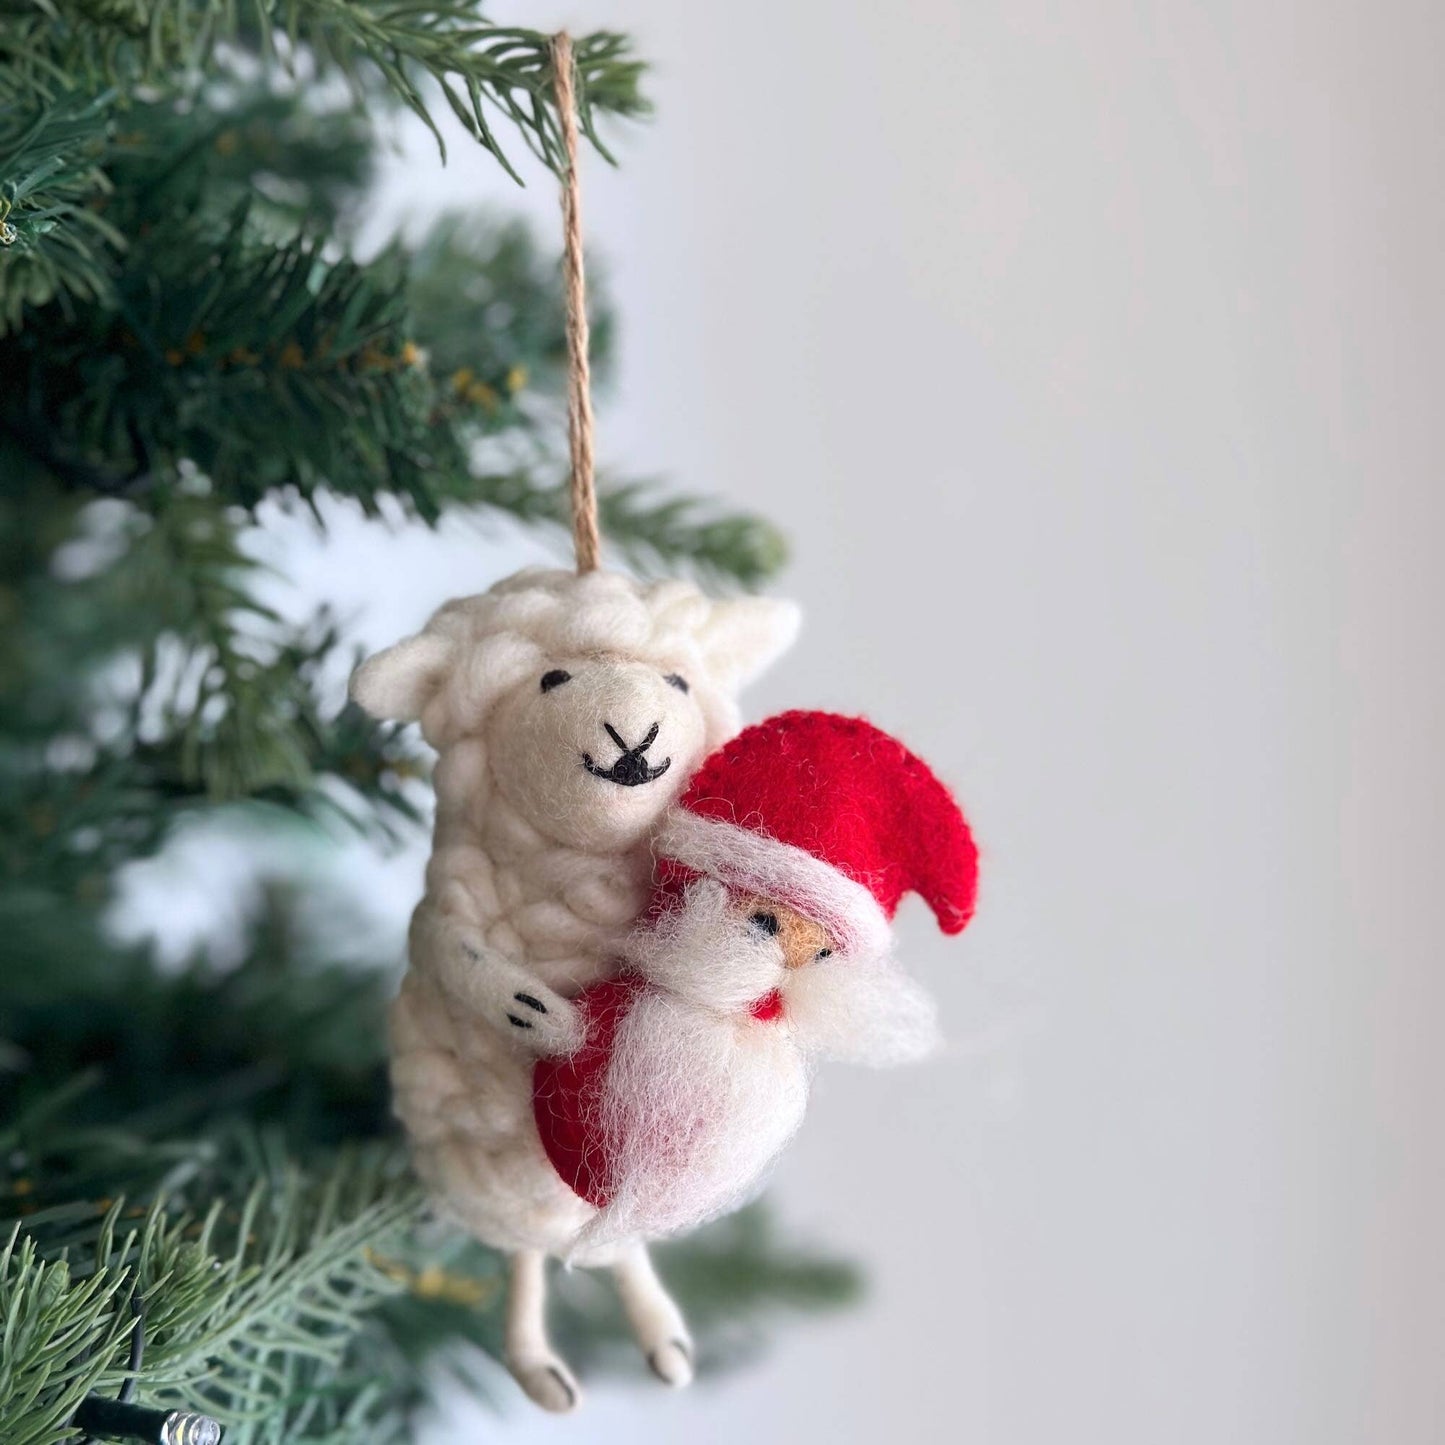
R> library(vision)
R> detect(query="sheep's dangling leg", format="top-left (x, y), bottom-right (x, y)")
top-left (611, 1242), bottom-right (694, 1387)
top-left (504, 1250), bottom-right (581, 1413)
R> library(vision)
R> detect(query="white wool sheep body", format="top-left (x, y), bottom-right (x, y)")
top-left (351, 567), bottom-right (798, 1409)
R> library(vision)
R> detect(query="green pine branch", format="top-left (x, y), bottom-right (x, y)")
top-left (406, 209), bottom-right (610, 390)
top-left (0, 899), bottom-right (859, 1444)
top-left (5, 3), bottom-right (648, 171)
top-left (5, 112), bottom-right (786, 577)
top-left (1, 4), bottom-right (646, 329)
top-left (263, 5), bottom-right (648, 174)
top-left (15, 485), bottom-right (412, 816)
top-left (0, 9), bottom-right (833, 1438)
top-left (0, 1229), bottom-right (137, 1445)
top-left (0, 89), bottom-right (123, 327)
top-left (467, 469), bottom-right (790, 590)
top-left (1, 1145), bottom-right (419, 1445)
top-left (1, 107), bottom-right (784, 964)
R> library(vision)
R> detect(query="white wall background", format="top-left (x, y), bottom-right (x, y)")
top-left (232, 3), bottom-right (1445, 1441)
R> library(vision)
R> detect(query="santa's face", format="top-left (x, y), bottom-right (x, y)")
top-left (625, 878), bottom-right (841, 1016)
top-left (623, 877), bottom-right (938, 1066)
top-left (578, 878), bottom-right (941, 1248)
top-left (734, 895), bottom-right (836, 972)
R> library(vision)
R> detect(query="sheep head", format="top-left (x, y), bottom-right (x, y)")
top-left (350, 568), bottom-right (800, 852)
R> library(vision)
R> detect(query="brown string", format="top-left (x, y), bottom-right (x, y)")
top-left (551, 32), bottom-right (602, 574)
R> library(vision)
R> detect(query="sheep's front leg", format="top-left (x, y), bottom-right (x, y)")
top-left (504, 1250), bottom-right (581, 1413)
top-left (416, 911), bottom-right (584, 1055)
top-left (611, 1242), bottom-right (694, 1387)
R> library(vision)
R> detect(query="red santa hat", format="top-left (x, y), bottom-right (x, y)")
top-left (652, 710), bottom-right (979, 957)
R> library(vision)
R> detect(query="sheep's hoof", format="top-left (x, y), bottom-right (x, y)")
top-left (647, 1337), bottom-right (694, 1388)
top-left (510, 1355), bottom-right (582, 1413)
top-left (502, 988), bottom-right (584, 1056)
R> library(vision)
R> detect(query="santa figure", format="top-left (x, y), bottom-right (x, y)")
top-left (534, 709), bottom-right (980, 1252)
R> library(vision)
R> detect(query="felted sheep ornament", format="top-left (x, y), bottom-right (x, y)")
top-left (527, 711), bottom-right (980, 1392)
top-left (348, 567), bottom-right (799, 1411)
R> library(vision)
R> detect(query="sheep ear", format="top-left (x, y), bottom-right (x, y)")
top-left (349, 633), bottom-right (454, 721)
top-left (699, 596), bottom-right (801, 691)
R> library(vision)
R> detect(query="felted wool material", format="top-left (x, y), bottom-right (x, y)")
top-left (654, 710), bottom-right (979, 959)
top-left (534, 878), bottom-right (813, 1251)
top-left (532, 974), bottom-right (639, 1209)
top-left (534, 849), bottom-right (952, 1249)
top-left (528, 714), bottom-right (978, 1247)
top-left (350, 568), bottom-right (799, 1257)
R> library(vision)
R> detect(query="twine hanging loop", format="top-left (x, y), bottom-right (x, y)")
top-left (551, 33), bottom-right (602, 574)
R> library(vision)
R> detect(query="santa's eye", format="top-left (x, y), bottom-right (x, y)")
top-left (540, 669), bottom-right (572, 693)
top-left (749, 910), bottom-right (780, 937)
top-left (816, 948), bottom-right (833, 959)
top-left (664, 672), bottom-right (690, 693)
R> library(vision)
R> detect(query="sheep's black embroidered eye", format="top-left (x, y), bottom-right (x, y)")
top-left (749, 911), bottom-right (780, 937)
top-left (664, 673), bottom-right (690, 693)
top-left (816, 948), bottom-right (833, 959)
top-left (540, 669), bottom-right (572, 693)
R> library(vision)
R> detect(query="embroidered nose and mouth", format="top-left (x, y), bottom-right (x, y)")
top-left (583, 722), bottom-right (672, 787)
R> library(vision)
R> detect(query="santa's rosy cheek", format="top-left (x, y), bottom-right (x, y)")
top-left (749, 989), bottom-right (785, 1022)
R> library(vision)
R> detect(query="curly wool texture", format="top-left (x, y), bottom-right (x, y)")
top-left (351, 568), bottom-right (799, 1257)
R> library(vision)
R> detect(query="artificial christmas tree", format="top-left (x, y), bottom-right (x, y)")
top-left (0, 6), bottom-right (856, 1441)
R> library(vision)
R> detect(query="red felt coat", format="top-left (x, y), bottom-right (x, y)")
top-left (532, 974), bottom-right (786, 1209)
top-left (532, 975), bottom-right (640, 1208)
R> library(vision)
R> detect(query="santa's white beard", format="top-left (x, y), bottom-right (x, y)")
top-left (577, 988), bottom-right (810, 1250)
top-left (783, 952), bottom-right (942, 1066)
top-left (572, 879), bottom-right (941, 1250)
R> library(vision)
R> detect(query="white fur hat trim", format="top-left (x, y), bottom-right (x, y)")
top-left (653, 808), bottom-right (893, 959)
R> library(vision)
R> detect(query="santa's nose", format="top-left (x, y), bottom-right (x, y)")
top-left (744, 901), bottom-right (835, 968)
